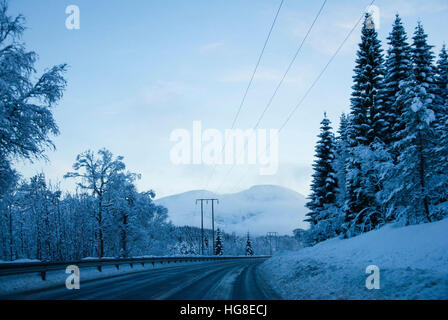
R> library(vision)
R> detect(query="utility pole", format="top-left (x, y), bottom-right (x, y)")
top-left (210, 199), bottom-right (219, 254)
top-left (267, 232), bottom-right (278, 256)
top-left (196, 198), bottom-right (219, 255)
top-left (196, 199), bottom-right (205, 255)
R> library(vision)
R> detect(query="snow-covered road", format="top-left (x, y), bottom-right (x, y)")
top-left (2, 259), bottom-right (280, 300)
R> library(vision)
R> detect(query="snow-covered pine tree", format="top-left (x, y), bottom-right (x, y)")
top-left (245, 232), bottom-right (254, 256)
top-left (349, 14), bottom-right (385, 146)
top-left (305, 113), bottom-right (338, 226)
top-left (214, 228), bottom-right (223, 256)
top-left (344, 14), bottom-right (385, 236)
top-left (432, 45), bottom-right (448, 209)
top-left (380, 14), bottom-right (413, 145)
top-left (436, 44), bottom-right (448, 106)
top-left (389, 22), bottom-right (439, 224)
top-left (409, 22), bottom-right (440, 119)
top-left (334, 113), bottom-right (350, 207)
top-left (304, 113), bottom-right (341, 244)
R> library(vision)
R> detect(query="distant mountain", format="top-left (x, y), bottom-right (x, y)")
top-left (155, 185), bottom-right (308, 236)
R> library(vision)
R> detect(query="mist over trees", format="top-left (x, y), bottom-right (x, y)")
top-left (305, 14), bottom-right (448, 245)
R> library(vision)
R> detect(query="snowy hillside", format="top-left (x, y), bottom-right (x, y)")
top-left (155, 185), bottom-right (307, 235)
top-left (259, 218), bottom-right (448, 299)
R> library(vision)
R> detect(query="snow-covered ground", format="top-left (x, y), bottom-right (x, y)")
top-left (260, 218), bottom-right (448, 299)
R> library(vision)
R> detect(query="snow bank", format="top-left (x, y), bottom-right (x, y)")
top-left (260, 219), bottom-right (448, 299)
top-left (0, 259), bottom-right (41, 264)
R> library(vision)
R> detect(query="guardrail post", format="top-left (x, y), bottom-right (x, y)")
top-left (40, 271), bottom-right (46, 281)
top-left (141, 262), bottom-right (144, 267)
top-left (115, 264), bottom-right (119, 270)
top-left (130, 263), bottom-right (133, 268)
top-left (97, 265), bottom-right (102, 272)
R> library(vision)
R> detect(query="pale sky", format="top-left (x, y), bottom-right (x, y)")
top-left (10, 0), bottom-right (448, 198)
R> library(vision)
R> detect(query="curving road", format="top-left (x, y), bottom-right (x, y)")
top-left (9, 259), bottom-right (281, 300)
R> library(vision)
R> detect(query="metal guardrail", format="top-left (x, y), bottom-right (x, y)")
top-left (0, 255), bottom-right (271, 280)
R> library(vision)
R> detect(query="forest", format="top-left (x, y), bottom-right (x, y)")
top-left (304, 14), bottom-right (448, 245)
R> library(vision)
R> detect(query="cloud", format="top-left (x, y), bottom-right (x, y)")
top-left (379, 0), bottom-right (448, 19)
top-left (143, 80), bottom-right (201, 105)
top-left (198, 41), bottom-right (224, 54)
top-left (97, 80), bottom-right (204, 119)
top-left (284, 7), bottom-right (363, 56)
top-left (282, 0), bottom-right (448, 57)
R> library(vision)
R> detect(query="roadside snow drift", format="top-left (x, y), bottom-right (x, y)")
top-left (260, 218), bottom-right (448, 299)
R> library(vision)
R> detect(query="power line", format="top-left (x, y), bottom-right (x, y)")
top-left (278, 0), bottom-right (376, 133)
top-left (225, 0), bottom-right (376, 192)
top-left (204, 0), bottom-right (285, 190)
top-left (252, 0), bottom-right (328, 130)
top-left (212, 0), bottom-right (328, 193)
top-left (230, 0), bottom-right (285, 130)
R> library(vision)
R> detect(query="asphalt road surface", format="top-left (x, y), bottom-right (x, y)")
top-left (8, 259), bottom-right (281, 300)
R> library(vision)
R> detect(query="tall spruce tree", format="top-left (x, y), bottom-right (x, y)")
top-left (305, 113), bottom-right (338, 226)
top-left (391, 22), bottom-right (438, 224)
top-left (348, 14), bottom-right (385, 146)
top-left (344, 14), bottom-right (385, 236)
top-left (380, 14), bottom-right (413, 144)
top-left (436, 44), bottom-right (448, 107)
top-left (434, 45), bottom-right (448, 207)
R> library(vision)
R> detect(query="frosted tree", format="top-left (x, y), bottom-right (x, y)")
top-left (0, 1), bottom-right (67, 195)
top-left (214, 228), bottom-right (223, 256)
top-left (344, 15), bottom-right (385, 236)
top-left (17, 174), bottom-right (61, 261)
top-left (245, 232), bottom-right (254, 256)
top-left (380, 14), bottom-right (412, 145)
top-left (435, 45), bottom-right (448, 203)
top-left (333, 113), bottom-right (350, 206)
top-left (305, 113), bottom-right (339, 242)
top-left (388, 84), bottom-right (436, 223)
top-left (432, 45), bottom-right (448, 208)
top-left (436, 44), bottom-right (448, 106)
top-left (0, 147), bottom-right (171, 261)
top-left (125, 189), bottom-right (168, 257)
top-left (105, 172), bottom-right (141, 257)
top-left (387, 23), bottom-right (440, 224)
top-left (348, 14), bottom-right (385, 145)
top-left (64, 149), bottom-right (126, 258)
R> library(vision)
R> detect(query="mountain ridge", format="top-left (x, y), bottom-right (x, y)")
top-left (155, 185), bottom-right (308, 236)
